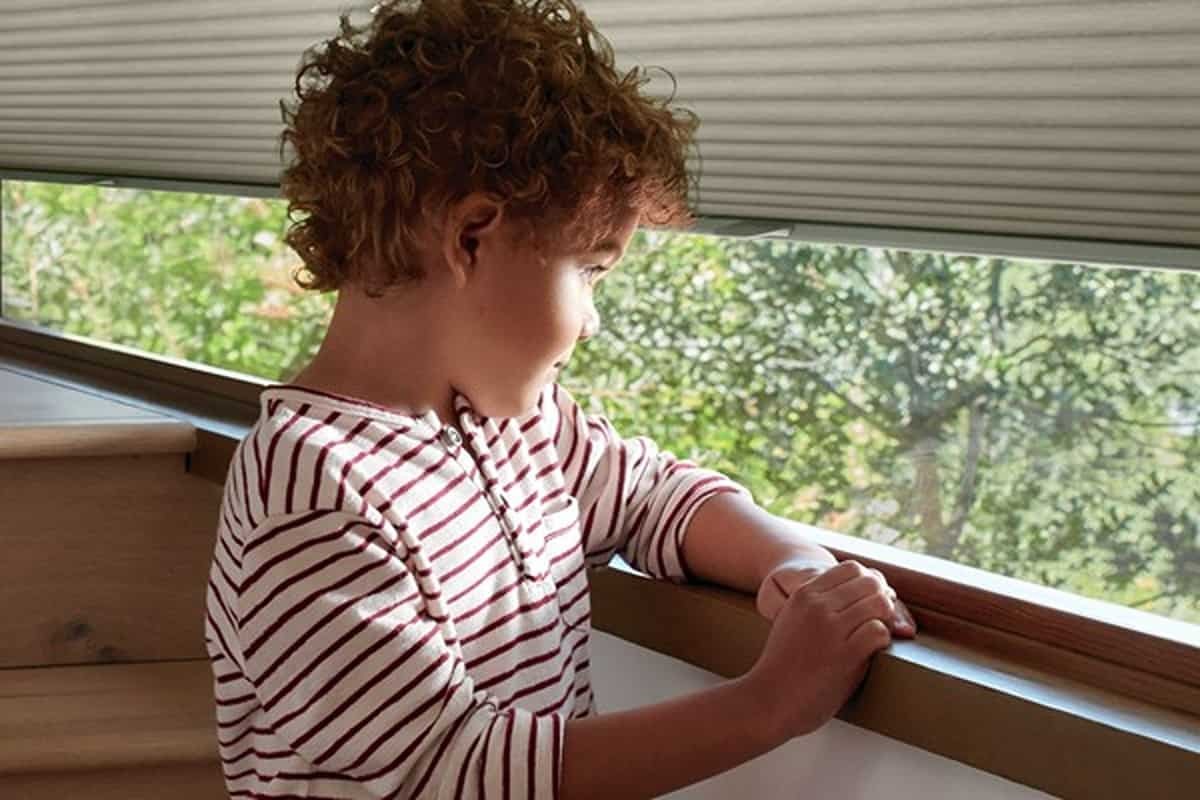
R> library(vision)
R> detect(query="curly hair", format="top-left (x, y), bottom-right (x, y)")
top-left (278, 0), bottom-right (699, 294)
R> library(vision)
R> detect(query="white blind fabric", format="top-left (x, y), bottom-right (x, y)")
top-left (1, 0), bottom-right (1198, 259)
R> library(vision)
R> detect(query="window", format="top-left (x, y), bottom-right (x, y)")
top-left (572, 232), bottom-right (1200, 625)
top-left (1, 181), bottom-right (331, 381)
top-left (4, 179), bottom-right (1198, 625)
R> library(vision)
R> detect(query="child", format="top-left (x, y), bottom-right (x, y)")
top-left (204, 1), bottom-right (916, 798)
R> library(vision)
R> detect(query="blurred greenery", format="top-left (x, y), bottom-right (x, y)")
top-left (3, 180), bottom-right (1198, 624)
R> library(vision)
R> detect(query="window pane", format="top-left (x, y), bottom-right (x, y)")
top-left (565, 232), bottom-right (1200, 626)
top-left (4, 180), bottom-right (1198, 625)
top-left (1, 181), bottom-right (331, 381)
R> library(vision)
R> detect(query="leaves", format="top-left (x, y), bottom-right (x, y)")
top-left (2, 183), bottom-right (333, 380)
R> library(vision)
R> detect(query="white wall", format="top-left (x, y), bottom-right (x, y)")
top-left (589, 631), bottom-right (1054, 799)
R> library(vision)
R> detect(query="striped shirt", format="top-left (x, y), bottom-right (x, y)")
top-left (204, 381), bottom-right (748, 799)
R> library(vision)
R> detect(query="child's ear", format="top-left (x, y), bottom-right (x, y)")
top-left (442, 193), bottom-right (505, 290)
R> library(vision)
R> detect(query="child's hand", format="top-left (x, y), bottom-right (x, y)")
top-left (756, 557), bottom-right (917, 639)
top-left (746, 559), bottom-right (910, 741)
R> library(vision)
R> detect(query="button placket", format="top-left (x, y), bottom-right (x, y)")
top-left (439, 417), bottom-right (538, 580)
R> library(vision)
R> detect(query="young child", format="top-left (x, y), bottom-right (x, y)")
top-left (204, 1), bottom-right (916, 798)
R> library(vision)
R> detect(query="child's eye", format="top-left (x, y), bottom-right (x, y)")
top-left (581, 265), bottom-right (607, 282)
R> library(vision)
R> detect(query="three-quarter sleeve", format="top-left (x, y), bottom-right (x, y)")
top-left (234, 509), bottom-right (564, 799)
top-left (546, 384), bottom-right (752, 582)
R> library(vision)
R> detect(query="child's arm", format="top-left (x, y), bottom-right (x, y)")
top-left (559, 560), bottom-right (897, 799)
top-left (682, 490), bottom-right (838, 593)
top-left (544, 385), bottom-right (916, 636)
top-left (545, 383), bottom-right (750, 581)
top-left (684, 492), bottom-right (917, 636)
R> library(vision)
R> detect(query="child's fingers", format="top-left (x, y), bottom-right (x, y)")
top-left (847, 618), bottom-right (893, 659)
top-left (837, 587), bottom-right (897, 634)
top-left (802, 559), bottom-right (875, 594)
top-left (890, 599), bottom-right (918, 637)
top-left (861, 567), bottom-right (917, 636)
top-left (822, 573), bottom-right (894, 613)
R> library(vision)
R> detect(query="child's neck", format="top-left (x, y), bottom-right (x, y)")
top-left (290, 284), bottom-right (463, 428)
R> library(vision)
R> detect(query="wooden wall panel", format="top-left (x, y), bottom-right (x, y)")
top-left (0, 454), bottom-right (223, 668)
top-left (2, 763), bottom-right (225, 800)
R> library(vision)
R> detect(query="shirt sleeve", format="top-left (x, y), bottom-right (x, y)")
top-left (234, 509), bottom-right (564, 799)
top-left (545, 383), bottom-right (753, 582)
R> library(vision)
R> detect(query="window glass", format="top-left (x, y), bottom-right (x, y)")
top-left (1, 181), bottom-right (331, 380)
top-left (4, 180), bottom-right (1198, 624)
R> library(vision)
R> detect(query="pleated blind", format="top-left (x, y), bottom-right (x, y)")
top-left (2, 0), bottom-right (1199, 263)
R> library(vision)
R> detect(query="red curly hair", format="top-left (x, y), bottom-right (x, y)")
top-left (278, 0), bottom-right (699, 294)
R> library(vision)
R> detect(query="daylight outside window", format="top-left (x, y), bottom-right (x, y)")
top-left (4, 180), bottom-right (1198, 624)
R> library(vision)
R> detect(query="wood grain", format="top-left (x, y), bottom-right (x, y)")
top-left (0, 454), bottom-right (223, 668)
top-left (1, 763), bottom-right (225, 800)
top-left (911, 607), bottom-right (1200, 718)
top-left (0, 659), bottom-right (221, 795)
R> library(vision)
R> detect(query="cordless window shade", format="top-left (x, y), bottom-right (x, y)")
top-left (1, 0), bottom-right (1198, 263)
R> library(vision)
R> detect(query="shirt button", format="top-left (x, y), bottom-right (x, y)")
top-left (440, 426), bottom-right (462, 448)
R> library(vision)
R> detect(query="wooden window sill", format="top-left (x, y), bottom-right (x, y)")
top-left (0, 363), bottom-right (195, 459)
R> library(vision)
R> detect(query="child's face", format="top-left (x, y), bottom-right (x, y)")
top-left (454, 208), bottom-right (638, 418)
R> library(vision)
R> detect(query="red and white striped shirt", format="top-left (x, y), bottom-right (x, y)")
top-left (204, 381), bottom-right (748, 799)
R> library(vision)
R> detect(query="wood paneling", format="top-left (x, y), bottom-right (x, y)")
top-left (0, 660), bottom-right (218, 773)
top-left (2, 763), bottom-right (225, 800)
top-left (0, 454), bottom-right (222, 668)
top-left (0, 660), bottom-right (222, 799)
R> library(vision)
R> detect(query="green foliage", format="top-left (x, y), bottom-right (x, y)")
top-left (568, 234), bottom-right (1200, 622)
top-left (1, 182), bottom-right (332, 380)
top-left (3, 181), bottom-right (1197, 623)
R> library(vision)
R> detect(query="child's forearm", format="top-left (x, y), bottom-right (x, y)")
top-left (684, 491), bottom-right (838, 593)
top-left (559, 673), bottom-right (783, 800)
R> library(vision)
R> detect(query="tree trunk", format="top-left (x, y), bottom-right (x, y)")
top-left (910, 436), bottom-right (953, 556)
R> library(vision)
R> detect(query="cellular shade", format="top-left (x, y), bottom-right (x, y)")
top-left (1, 0), bottom-right (1198, 262)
